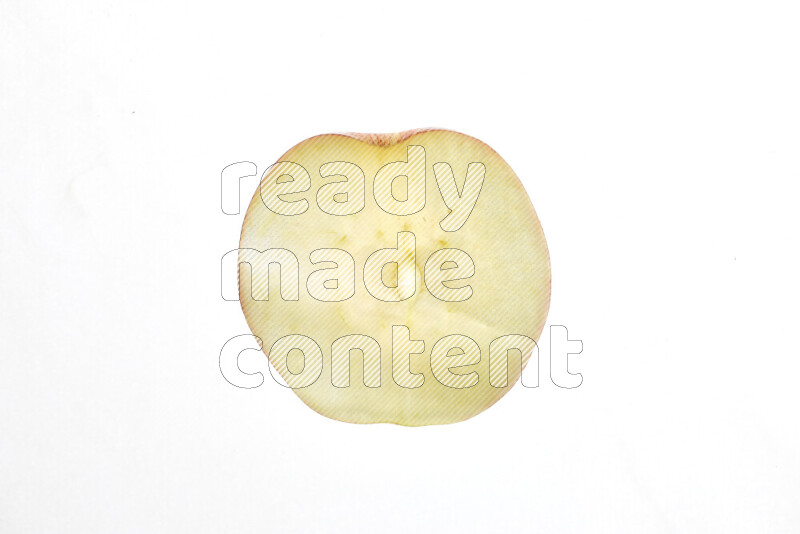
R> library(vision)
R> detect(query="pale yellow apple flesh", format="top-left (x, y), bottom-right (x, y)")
top-left (239, 129), bottom-right (550, 426)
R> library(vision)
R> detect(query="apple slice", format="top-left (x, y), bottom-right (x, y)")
top-left (238, 129), bottom-right (550, 426)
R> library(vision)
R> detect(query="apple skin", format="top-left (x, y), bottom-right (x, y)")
top-left (239, 129), bottom-right (550, 426)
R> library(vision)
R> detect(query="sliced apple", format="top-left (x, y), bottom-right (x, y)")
top-left (239, 129), bottom-right (550, 426)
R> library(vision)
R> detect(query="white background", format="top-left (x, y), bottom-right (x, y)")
top-left (2, 1), bottom-right (799, 532)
